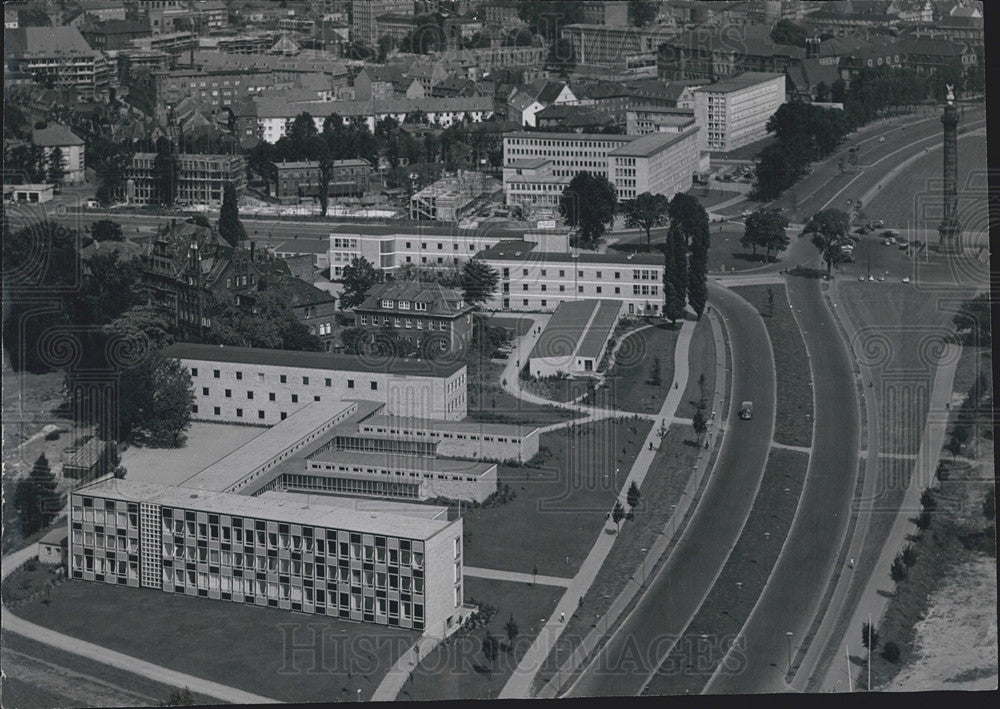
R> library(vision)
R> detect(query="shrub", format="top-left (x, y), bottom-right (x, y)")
top-left (915, 510), bottom-right (932, 531)
top-left (861, 621), bottom-right (879, 650)
top-left (901, 544), bottom-right (918, 567)
top-left (890, 554), bottom-right (908, 583)
top-left (44, 429), bottom-right (62, 441)
top-left (882, 640), bottom-right (901, 663)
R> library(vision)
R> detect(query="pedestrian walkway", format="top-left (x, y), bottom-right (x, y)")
top-left (537, 310), bottom-right (729, 698)
top-left (463, 567), bottom-right (573, 588)
top-left (772, 441), bottom-right (813, 454)
top-left (819, 343), bottom-right (959, 692)
top-left (1, 546), bottom-right (278, 705)
top-left (497, 319), bottom-right (697, 699)
top-left (370, 635), bottom-right (441, 702)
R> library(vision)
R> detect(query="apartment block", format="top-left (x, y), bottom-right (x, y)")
top-left (4, 26), bottom-right (115, 99)
top-left (352, 0), bottom-right (415, 46)
top-left (477, 240), bottom-right (665, 316)
top-left (560, 23), bottom-right (671, 69)
top-left (68, 477), bottom-right (467, 636)
top-left (163, 342), bottom-right (468, 421)
top-left (693, 72), bottom-right (786, 152)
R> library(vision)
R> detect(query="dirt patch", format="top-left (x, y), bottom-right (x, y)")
top-left (882, 555), bottom-right (997, 691)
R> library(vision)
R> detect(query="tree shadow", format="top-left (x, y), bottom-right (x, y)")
top-left (731, 252), bottom-right (776, 264)
top-left (683, 439), bottom-right (699, 447)
top-left (876, 588), bottom-right (895, 598)
top-left (788, 266), bottom-right (826, 279)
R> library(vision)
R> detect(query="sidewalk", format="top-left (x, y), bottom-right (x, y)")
top-left (497, 320), bottom-right (696, 699)
top-left (463, 567), bottom-right (573, 587)
top-left (1, 546), bottom-right (278, 705)
top-left (819, 343), bottom-right (959, 692)
top-left (537, 309), bottom-right (729, 698)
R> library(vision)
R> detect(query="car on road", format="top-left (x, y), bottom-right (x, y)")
top-left (849, 145), bottom-right (860, 152)
top-left (739, 401), bottom-right (753, 420)
top-left (878, 136), bottom-right (886, 142)
top-left (902, 277), bottom-right (911, 283)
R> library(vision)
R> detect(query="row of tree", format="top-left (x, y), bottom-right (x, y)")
top-left (3, 143), bottom-right (67, 185)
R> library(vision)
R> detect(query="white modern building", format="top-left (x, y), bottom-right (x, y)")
top-left (693, 72), bottom-right (786, 153)
top-left (528, 299), bottom-right (623, 378)
top-left (476, 240), bottom-right (665, 316)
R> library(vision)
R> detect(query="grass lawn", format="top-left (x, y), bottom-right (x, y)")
top-left (732, 285), bottom-right (814, 447)
top-left (865, 458), bottom-right (996, 690)
top-left (534, 424), bottom-right (705, 690)
top-left (15, 581), bottom-right (418, 703)
top-left (642, 448), bottom-right (810, 695)
top-left (837, 282), bottom-right (978, 455)
top-left (593, 324), bottom-right (679, 415)
top-left (1, 632), bottom-right (220, 708)
top-left (466, 361), bottom-right (579, 425)
top-left (864, 133), bottom-right (987, 231)
top-left (461, 418), bottom-right (652, 578)
top-left (707, 225), bottom-right (782, 274)
top-left (400, 577), bottom-right (563, 701)
top-left (676, 317), bottom-right (718, 420)
top-left (684, 187), bottom-right (743, 211)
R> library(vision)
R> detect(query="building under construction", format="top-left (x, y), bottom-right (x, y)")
top-left (408, 171), bottom-right (500, 221)
top-left (122, 153), bottom-right (246, 206)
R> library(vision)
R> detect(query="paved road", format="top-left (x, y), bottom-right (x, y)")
top-left (705, 263), bottom-right (861, 693)
top-left (565, 282), bottom-right (775, 697)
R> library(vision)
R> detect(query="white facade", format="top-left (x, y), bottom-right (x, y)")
top-left (694, 73), bottom-right (786, 152)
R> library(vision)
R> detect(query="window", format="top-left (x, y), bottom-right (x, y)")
top-left (236, 408), bottom-right (243, 417)
top-left (347, 379), bottom-right (355, 389)
top-left (259, 410), bottom-right (265, 419)
top-left (257, 372), bottom-right (264, 382)
top-left (370, 381), bottom-right (378, 391)
top-left (291, 394), bottom-right (298, 403)
top-left (225, 389), bottom-right (231, 398)
top-left (213, 370), bottom-right (220, 378)
top-left (302, 376), bottom-right (309, 385)
top-left (325, 378), bottom-right (331, 387)
top-left (269, 392), bottom-right (276, 401)
top-left (247, 391), bottom-right (253, 399)
top-left (202, 387), bottom-right (209, 396)
top-left (191, 368), bottom-right (198, 377)
top-left (236, 371), bottom-right (243, 380)
top-left (280, 375), bottom-right (287, 383)
top-left (213, 406), bottom-right (220, 415)
top-left (280, 412), bottom-right (287, 420)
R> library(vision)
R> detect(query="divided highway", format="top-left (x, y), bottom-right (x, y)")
top-left (565, 282), bottom-right (775, 697)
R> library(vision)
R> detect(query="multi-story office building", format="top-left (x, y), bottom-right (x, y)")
top-left (326, 223), bottom-right (562, 278)
top-left (560, 23), bottom-right (673, 69)
top-left (476, 240), bottom-right (666, 316)
top-left (354, 282), bottom-right (475, 355)
top-left (4, 26), bottom-right (115, 99)
top-left (121, 153), bottom-right (246, 206)
top-left (657, 25), bottom-right (805, 81)
top-left (693, 72), bottom-right (785, 152)
top-left (271, 159), bottom-right (371, 201)
top-left (502, 128), bottom-right (699, 207)
top-left (626, 106), bottom-right (697, 136)
top-left (408, 172), bottom-right (500, 221)
top-left (164, 342), bottom-right (468, 421)
top-left (68, 477), bottom-right (466, 636)
top-left (352, 0), bottom-right (415, 46)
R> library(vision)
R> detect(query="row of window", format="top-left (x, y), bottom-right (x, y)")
top-left (361, 426), bottom-right (519, 444)
top-left (192, 369), bottom-right (379, 391)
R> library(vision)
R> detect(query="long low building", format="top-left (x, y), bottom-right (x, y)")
top-left (274, 449), bottom-right (498, 504)
top-left (351, 415), bottom-right (540, 463)
top-left (529, 299), bottom-right (623, 378)
top-left (162, 342), bottom-right (468, 422)
top-left (476, 240), bottom-right (665, 316)
top-left (68, 478), bottom-right (467, 637)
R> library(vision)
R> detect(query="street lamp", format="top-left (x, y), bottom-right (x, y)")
top-left (785, 631), bottom-right (793, 674)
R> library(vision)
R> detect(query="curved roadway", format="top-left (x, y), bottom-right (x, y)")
top-left (565, 281), bottom-right (775, 697)
top-left (706, 266), bottom-right (861, 693)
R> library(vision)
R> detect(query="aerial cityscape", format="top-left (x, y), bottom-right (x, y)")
top-left (1, 0), bottom-right (994, 705)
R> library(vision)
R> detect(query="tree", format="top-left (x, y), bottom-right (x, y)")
top-left (531, 565), bottom-right (538, 586)
top-left (287, 112), bottom-right (319, 158)
top-left (339, 257), bottom-right (382, 310)
top-left (952, 293), bottom-right (991, 346)
top-left (217, 182), bottom-right (246, 247)
top-left (890, 553), bottom-right (908, 583)
top-left (152, 137), bottom-right (179, 206)
top-left (770, 19), bottom-right (809, 48)
top-left (627, 481), bottom-right (641, 510)
top-left (629, 0), bottom-right (658, 27)
top-left (612, 501), bottom-right (625, 527)
top-left (666, 193), bottom-right (708, 317)
top-left (109, 354), bottom-right (194, 446)
top-left (649, 355), bottom-right (662, 386)
top-left (766, 288), bottom-right (775, 318)
top-left (14, 454), bottom-right (60, 536)
top-left (317, 143), bottom-right (333, 217)
top-left (920, 487), bottom-right (936, 511)
top-left (667, 222), bottom-right (688, 321)
top-left (504, 615), bottom-right (519, 650)
top-left (105, 302), bottom-right (178, 350)
top-left (901, 544), bottom-right (918, 567)
top-left (943, 435), bottom-right (963, 459)
top-left (693, 406), bottom-right (708, 440)
top-left (460, 259), bottom-right (500, 309)
top-left (742, 208), bottom-right (790, 261)
top-left (622, 192), bottom-right (670, 252)
top-left (90, 219), bottom-right (124, 242)
top-left (882, 641), bottom-right (901, 664)
top-left (165, 688), bottom-right (195, 706)
top-left (559, 172), bottom-right (618, 249)
top-left (482, 633), bottom-right (500, 666)
top-left (861, 622), bottom-right (879, 651)
top-left (804, 209), bottom-right (851, 275)
top-left (46, 146), bottom-right (66, 185)
top-left (95, 144), bottom-right (132, 207)
top-left (814, 81), bottom-right (830, 103)
top-left (661, 233), bottom-right (684, 324)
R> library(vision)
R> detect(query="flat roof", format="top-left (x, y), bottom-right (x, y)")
top-left (476, 240), bottom-right (664, 266)
top-left (308, 450), bottom-right (496, 476)
top-left (329, 222), bottom-right (525, 239)
top-left (578, 300), bottom-right (623, 359)
top-left (608, 126), bottom-right (699, 157)
top-left (694, 72), bottom-right (785, 94)
top-left (273, 239), bottom-right (329, 254)
top-left (160, 342), bottom-right (465, 378)
top-left (529, 299), bottom-right (595, 362)
top-left (362, 415), bottom-right (538, 438)
top-left (180, 401), bottom-right (356, 492)
top-left (77, 478), bottom-right (456, 540)
top-left (257, 491), bottom-right (448, 520)
top-left (504, 131), bottom-right (636, 143)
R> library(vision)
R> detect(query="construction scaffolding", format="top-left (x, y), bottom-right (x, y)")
top-left (408, 170), bottom-right (500, 221)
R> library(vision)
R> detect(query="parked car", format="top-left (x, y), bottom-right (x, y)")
top-left (739, 401), bottom-right (754, 420)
